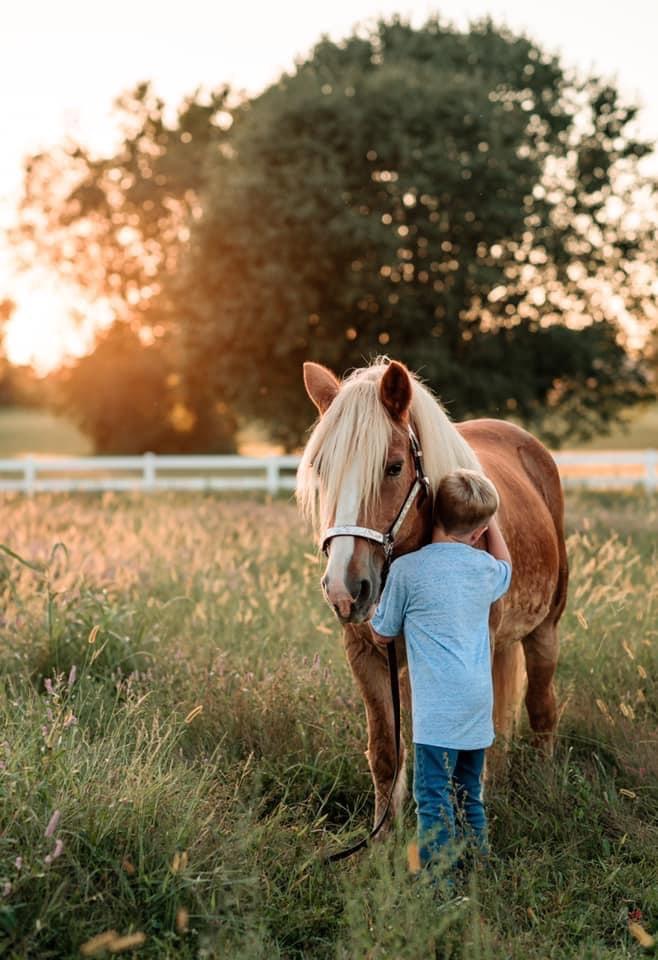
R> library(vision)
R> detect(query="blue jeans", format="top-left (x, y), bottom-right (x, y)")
top-left (413, 743), bottom-right (488, 868)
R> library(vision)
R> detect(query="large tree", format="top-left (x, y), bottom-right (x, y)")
top-left (177, 17), bottom-right (655, 447)
top-left (17, 18), bottom-right (657, 449)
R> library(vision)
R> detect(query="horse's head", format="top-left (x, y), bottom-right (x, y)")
top-left (297, 360), bottom-right (432, 624)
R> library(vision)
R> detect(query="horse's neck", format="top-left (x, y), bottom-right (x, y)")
top-left (396, 498), bottom-right (433, 559)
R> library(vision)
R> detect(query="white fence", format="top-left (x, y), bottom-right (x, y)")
top-left (0, 450), bottom-right (656, 494)
top-left (0, 454), bottom-right (300, 495)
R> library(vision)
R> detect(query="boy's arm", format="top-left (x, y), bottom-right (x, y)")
top-left (369, 563), bottom-right (407, 646)
top-left (486, 515), bottom-right (512, 565)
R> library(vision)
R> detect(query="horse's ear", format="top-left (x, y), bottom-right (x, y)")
top-left (380, 360), bottom-right (412, 421)
top-left (303, 362), bottom-right (340, 415)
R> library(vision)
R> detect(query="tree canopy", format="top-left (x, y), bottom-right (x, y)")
top-left (17, 17), bottom-right (657, 451)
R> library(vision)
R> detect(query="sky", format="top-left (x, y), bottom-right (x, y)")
top-left (2, 0), bottom-right (658, 370)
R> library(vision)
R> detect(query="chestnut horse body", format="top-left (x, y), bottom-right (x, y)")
top-left (297, 359), bottom-right (568, 828)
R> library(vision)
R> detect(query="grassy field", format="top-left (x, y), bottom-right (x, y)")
top-left (0, 491), bottom-right (656, 959)
top-left (0, 408), bottom-right (91, 458)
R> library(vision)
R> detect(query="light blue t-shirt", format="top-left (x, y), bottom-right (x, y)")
top-left (371, 543), bottom-right (512, 750)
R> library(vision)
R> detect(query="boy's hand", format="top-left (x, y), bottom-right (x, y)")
top-left (486, 514), bottom-right (512, 565)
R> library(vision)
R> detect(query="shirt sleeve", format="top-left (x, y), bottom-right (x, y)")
top-left (370, 562), bottom-right (408, 637)
top-left (491, 558), bottom-right (512, 602)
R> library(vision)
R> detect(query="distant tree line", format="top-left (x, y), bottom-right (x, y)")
top-left (15, 17), bottom-right (657, 452)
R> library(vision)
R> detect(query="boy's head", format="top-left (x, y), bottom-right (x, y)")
top-left (433, 469), bottom-right (499, 542)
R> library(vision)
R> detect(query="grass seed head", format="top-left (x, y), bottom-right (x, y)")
top-left (80, 931), bottom-right (119, 956)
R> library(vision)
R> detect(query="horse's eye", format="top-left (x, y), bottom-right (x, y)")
top-left (386, 461), bottom-right (403, 477)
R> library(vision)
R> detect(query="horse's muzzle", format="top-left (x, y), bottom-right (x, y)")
top-left (322, 574), bottom-right (379, 624)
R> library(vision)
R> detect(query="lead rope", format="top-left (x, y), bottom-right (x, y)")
top-left (325, 640), bottom-right (401, 863)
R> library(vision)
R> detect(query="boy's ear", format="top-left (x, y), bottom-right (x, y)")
top-left (469, 525), bottom-right (488, 546)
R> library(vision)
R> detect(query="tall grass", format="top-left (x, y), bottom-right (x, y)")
top-left (0, 490), bottom-right (656, 958)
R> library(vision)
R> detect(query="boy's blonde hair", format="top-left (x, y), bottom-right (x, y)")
top-left (433, 469), bottom-right (499, 535)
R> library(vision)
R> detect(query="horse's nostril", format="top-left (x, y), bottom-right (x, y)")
top-left (358, 579), bottom-right (371, 604)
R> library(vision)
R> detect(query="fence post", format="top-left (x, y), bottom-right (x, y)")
top-left (645, 449), bottom-right (657, 493)
top-left (266, 459), bottom-right (279, 496)
top-left (143, 452), bottom-right (156, 491)
top-left (24, 456), bottom-right (36, 496)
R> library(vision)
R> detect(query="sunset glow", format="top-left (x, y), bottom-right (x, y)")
top-left (4, 280), bottom-right (112, 374)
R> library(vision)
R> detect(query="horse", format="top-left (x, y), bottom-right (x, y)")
top-left (296, 358), bottom-right (568, 832)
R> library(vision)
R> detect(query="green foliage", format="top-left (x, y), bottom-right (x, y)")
top-left (17, 18), bottom-right (657, 451)
top-left (0, 491), bottom-right (656, 958)
top-left (50, 321), bottom-right (236, 454)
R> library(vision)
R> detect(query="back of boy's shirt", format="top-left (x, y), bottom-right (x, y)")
top-left (371, 543), bottom-right (511, 751)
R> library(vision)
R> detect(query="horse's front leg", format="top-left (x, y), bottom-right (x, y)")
top-left (344, 624), bottom-right (408, 832)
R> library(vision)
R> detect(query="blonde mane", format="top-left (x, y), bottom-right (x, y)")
top-left (297, 359), bottom-right (481, 532)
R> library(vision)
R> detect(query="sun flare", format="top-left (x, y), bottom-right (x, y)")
top-left (4, 279), bottom-right (111, 374)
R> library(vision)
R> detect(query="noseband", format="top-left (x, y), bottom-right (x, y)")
top-left (321, 426), bottom-right (430, 582)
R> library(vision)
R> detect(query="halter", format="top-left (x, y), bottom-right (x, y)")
top-left (321, 426), bottom-right (430, 580)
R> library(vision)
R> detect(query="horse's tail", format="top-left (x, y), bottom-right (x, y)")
top-left (517, 438), bottom-right (569, 621)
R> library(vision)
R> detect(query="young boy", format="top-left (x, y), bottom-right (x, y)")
top-left (370, 468), bottom-right (512, 870)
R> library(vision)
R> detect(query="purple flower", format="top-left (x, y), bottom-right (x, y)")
top-left (44, 809), bottom-right (61, 838)
top-left (68, 665), bottom-right (77, 687)
top-left (45, 839), bottom-right (64, 864)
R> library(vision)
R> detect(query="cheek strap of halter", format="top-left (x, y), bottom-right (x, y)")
top-left (321, 427), bottom-right (431, 558)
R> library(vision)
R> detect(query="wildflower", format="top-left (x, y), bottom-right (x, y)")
top-left (628, 920), bottom-right (654, 948)
top-left (2, 881), bottom-right (11, 897)
top-left (14, 857), bottom-right (22, 871)
top-left (107, 931), bottom-right (146, 953)
top-left (68, 664), bottom-right (77, 687)
top-left (171, 850), bottom-right (189, 874)
top-left (406, 841), bottom-right (421, 874)
top-left (44, 678), bottom-right (54, 696)
top-left (80, 931), bottom-right (119, 956)
top-left (44, 809), bottom-right (61, 838)
top-left (44, 839), bottom-right (64, 864)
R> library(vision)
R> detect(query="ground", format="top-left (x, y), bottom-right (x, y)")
top-left (0, 490), bottom-right (656, 958)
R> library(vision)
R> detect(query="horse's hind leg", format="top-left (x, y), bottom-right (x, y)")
top-left (522, 619), bottom-right (560, 755)
top-left (345, 626), bottom-right (407, 831)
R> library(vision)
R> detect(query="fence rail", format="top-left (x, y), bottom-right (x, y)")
top-left (0, 450), bottom-right (655, 494)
